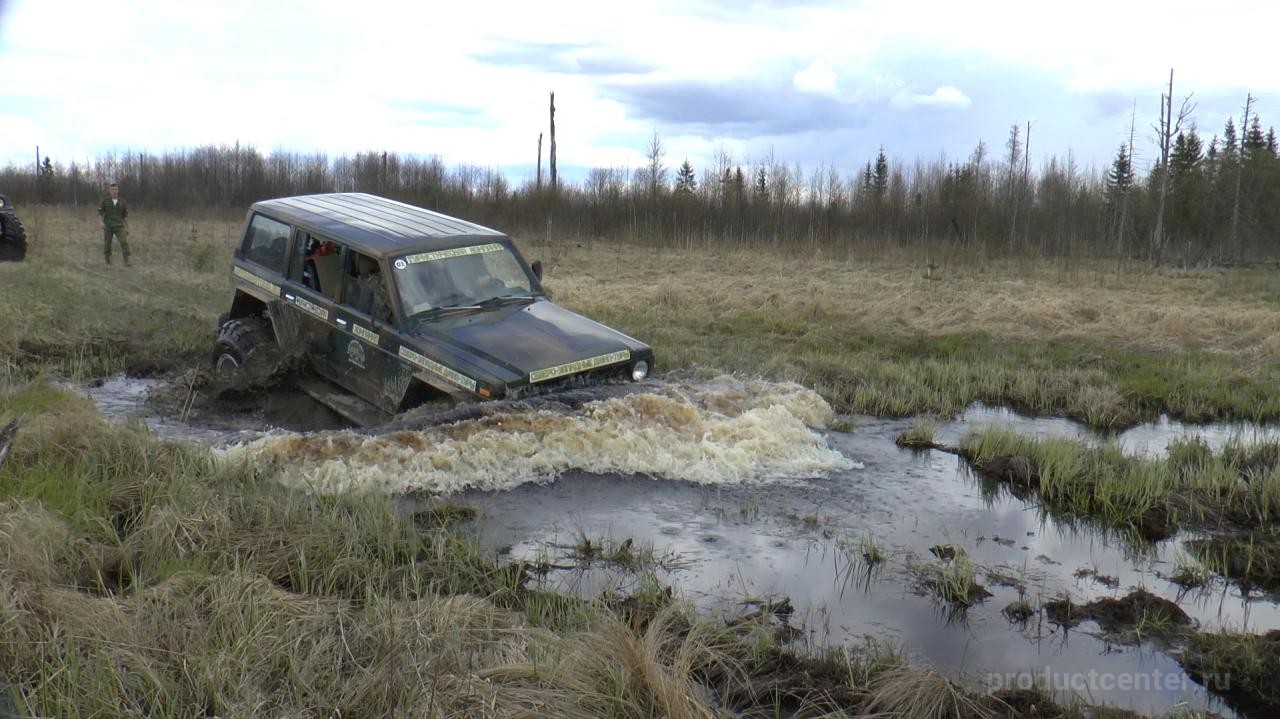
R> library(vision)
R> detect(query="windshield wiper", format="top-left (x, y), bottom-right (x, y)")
top-left (411, 304), bottom-right (481, 320)
top-left (476, 295), bottom-right (536, 308)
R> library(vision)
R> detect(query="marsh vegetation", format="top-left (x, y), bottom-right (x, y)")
top-left (5, 207), bottom-right (1280, 717)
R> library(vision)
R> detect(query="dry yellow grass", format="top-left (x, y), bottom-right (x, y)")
top-left (17, 204), bottom-right (1280, 361)
top-left (540, 240), bottom-right (1280, 361)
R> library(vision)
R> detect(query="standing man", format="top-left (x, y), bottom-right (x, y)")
top-left (98, 182), bottom-right (130, 266)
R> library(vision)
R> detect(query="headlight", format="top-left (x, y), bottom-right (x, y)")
top-left (631, 360), bottom-right (649, 382)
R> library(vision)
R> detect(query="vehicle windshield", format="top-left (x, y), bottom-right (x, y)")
top-left (393, 242), bottom-right (537, 317)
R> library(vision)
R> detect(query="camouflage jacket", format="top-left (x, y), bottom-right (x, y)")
top-left (98, 198), bottom-right (128, 228)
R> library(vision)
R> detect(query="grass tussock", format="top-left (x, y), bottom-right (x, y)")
top-left (863, 667), bottom-right (993, 719)
top-left (1043, 589), bottom-right (1191, 640)
top-left (895, 415), bottom-right (938, 449)
top-left (960, 429), bottom-right (1280, 543)
top-left (1178, 629), bottom-right (1280, 713)
top-left (1184, 532), bottom-right (1280, 595)
top-left (909, 551), bottom-right (993, 609)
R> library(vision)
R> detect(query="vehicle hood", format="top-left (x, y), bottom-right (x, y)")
top-left (406, 299), bottom-right (647, 382)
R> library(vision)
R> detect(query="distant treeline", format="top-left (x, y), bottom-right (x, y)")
top-left (7, 117), bottom-right (1280, 262)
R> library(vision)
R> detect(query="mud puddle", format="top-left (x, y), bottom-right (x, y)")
top-left (85, 374), bottom-right (1280, 716)
top-left (82, 373), bottom-right (350, 442)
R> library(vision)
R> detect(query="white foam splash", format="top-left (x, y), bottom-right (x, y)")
top-left (219, 378), bottom-right (859, 495)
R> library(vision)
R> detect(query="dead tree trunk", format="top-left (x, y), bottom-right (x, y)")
top-left (1230, 93), bottom-right (1253, 261)
top-left (1150, 69), bottom-right (1195, 264)
top-left (549, 92), bottom-right (557, 192)
top-left (1022, 120), bottom-right (1033, 249)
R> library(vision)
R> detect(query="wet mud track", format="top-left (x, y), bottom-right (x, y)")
top-left (88, 373), bottom-right (1280, 717)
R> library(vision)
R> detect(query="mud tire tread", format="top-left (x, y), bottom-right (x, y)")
top-left (212, 316), bottom-right (275, 379)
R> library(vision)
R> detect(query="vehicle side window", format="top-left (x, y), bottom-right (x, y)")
top-left (298, 234), bottom-right (343, 299)
top-left (343, 251), bottom-right (394, 323)
top-left (242, 214), bottom-right (291, 273)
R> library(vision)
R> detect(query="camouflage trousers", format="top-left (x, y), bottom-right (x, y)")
top-left (103, 225), bottom-right (130, 262)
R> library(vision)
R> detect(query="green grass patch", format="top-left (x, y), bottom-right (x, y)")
top-left (960, 429), bottom-right (1280, 544)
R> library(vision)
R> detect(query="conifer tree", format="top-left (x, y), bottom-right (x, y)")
top-left (753, 167), bottom-right (768, 202)
top-left (675, 159), bottom-right (697, 194)
top-left (872, 148), bottom-right (889, 200)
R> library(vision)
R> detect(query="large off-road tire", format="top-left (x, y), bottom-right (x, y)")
top-left (211, 317), bottom-right (276, 382)
top-left (0, 214), bottom-right (26, 262)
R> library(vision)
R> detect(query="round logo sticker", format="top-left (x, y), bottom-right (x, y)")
top-left (347, 339), bottom-right (367, 369)
top-left (394, 259), bottom-right (407, 270)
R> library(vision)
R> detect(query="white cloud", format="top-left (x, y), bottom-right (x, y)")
top-left (792, 58), bottom-right (839, 97)
top-left (1, 0), bottom-right (1278, 174)
top-left (891, 86), bottom-right (973, 110)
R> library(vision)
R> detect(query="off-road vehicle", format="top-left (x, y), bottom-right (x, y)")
top-left (0, 193), bottom-right (27, 262)
top-left (213, 193), bottom-right (654, 424)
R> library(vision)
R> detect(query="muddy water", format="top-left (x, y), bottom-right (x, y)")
top-left (88, 374), bottom-right (1280, 717)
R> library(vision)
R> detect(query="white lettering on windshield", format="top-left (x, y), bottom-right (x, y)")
top-left (401, 243), bottom-right (504, 266)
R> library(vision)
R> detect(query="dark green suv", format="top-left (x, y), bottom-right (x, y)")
top-left (214, 193), bottom-right (653, 423)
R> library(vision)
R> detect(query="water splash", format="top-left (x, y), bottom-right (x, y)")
top-left (220, 377), bottom-right (858, 495)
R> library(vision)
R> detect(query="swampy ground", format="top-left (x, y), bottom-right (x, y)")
top-left (4, 205), bottom-right (1280, 718)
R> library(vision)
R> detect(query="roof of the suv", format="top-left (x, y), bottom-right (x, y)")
top-left (250, 193), bottom-right (505, 256)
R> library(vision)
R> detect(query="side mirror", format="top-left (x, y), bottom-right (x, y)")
top-left (531, 260), bottom-right (543, 281)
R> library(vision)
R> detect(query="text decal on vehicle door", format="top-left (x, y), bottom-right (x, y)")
top-left (398, 346), bottom-right (478, 392)
top-left (292, 296), bottom-right (330, 321)
top-left (233, 266), bottom-right (281, 295)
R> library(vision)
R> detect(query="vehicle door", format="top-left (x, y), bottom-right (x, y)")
top-left (326, 250), bottom-right (411, 411)
top-left (236, 212), bottom-right (293, 319)
top-left (282, 231), bottom-right (342, 376)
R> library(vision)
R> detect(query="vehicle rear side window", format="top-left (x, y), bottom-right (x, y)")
top-left (242, 214), bottom-right (291, 272)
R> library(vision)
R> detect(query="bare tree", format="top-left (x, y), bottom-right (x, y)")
top-left (1229, 93), bottom-right (1254, 259)
top-left (549, 92), bottom-right (557, 191)
top-left (536, 132), bottom-right (543, 190)
top-left (1022, 120), bottom-right (1034, 246)
top-left (1004, 123), bottom-right (1021, 250)
top-left (1150, 68), bottom-right (1196, 262)
top-left (644, 129), bottom-right (666, 199)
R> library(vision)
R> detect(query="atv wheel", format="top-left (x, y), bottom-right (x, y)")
top-left (0, 214), bottom-right (26, 262)
top-left (212, 317), bottom-right (275, 381)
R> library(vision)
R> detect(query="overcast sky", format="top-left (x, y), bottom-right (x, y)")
top-left (2, 0), bottom-right (1278, 184)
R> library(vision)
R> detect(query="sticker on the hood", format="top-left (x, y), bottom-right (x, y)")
top-left (398, 346), bottom-right (478, 392)
top-left (401, 243), bottom-right (503, 266)
top-left (529, 350), bottom-right (631, 383)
